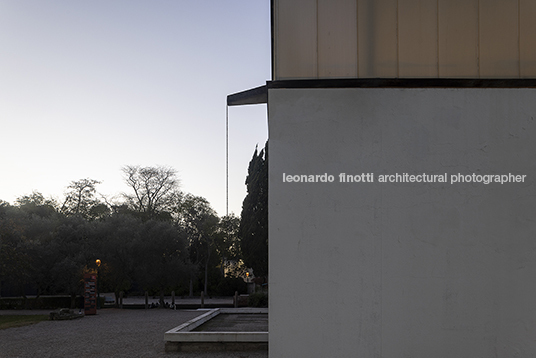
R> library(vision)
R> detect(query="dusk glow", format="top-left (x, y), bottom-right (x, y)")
top-left (0, 1), bottom-right (270, 215)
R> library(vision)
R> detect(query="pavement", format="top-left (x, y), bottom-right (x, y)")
top-left (0, 308), bottom-right (268, 358)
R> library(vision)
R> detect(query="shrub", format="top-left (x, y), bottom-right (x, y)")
top-left (248, 292), bottom-right (268, 307)
top-left (214, 277), bottom-right (247, 296)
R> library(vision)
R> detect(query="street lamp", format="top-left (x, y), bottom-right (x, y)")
top-left (96, 259), bottom-right (101, 309)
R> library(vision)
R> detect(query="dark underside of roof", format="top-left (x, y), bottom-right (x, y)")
top-left (227, 78), bottom-right (536, 106)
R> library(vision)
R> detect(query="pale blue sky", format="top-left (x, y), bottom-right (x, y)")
top-left (0, 1), bottom-right (270, 216)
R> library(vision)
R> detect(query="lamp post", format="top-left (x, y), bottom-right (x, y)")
top-left (246, 272), bottom-right (252, 294)
top-left (96, 259), bottom-right (101, 309)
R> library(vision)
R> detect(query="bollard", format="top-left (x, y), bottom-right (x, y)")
top-left (201, 291), bottom-right (205, 308)
top-left (234, 291), bottom-right (238, 308)
top-left (145, 291), bottom-right (149, 310)
top-left (119, 291), bottom-right (123, 309)
top-left (172, 291), bottom-right (175, 309)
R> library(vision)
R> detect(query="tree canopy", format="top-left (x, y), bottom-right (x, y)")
top-left (239, 142), bottom-right (268, 278)
top-left (0, 164), bottom-right (254, 301)
top-left (122, 165), bottom-right (180, 220)
top-left (60, 179), bottom-right (108, 220)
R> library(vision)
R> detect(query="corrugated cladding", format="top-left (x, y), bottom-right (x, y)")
top-left (273, 0), bottom-right (536, 79)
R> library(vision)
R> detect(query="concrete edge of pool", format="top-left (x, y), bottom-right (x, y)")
top-left (164, 307), bottom-right (268, 352)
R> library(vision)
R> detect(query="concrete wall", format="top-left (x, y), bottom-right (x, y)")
top-left (268, 87), bottom-right (536, 357)
top-left (273, 0), bottom-right (536, 79)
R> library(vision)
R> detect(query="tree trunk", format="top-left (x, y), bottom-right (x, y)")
top-left (114, 290), bottom-right (119, 308)
top-left (70, 293), bottom-right (76, 309)
top-left (204, 244), bottom-right (211, 296)
top-left (204, 259), bottom-right (209, 296)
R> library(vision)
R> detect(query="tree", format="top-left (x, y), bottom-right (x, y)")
top-left (239, 142), bottom-right (268, 278)
top-left (122, 165), bottom-right (180, 220)
top-left (61, 179), bottom-right (108, 220)
top-left (0, 217), bottom-right (32, 298)
top-left (95, 214), bottom-right (140, 303)
top-left (7, 193), bottom-right (60, 298)
top-left (178, 194), bottom-right (219, 295)
top-left (214, 214), bottom-right (242, 277)
top-left (16, 191), bottom-right (58, 218)
top-left (49, 216), bottom-right (97, 307)
top-left (134, 220), bottom-right (190, 305)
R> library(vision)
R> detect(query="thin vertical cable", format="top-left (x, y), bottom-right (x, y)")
top-left (226, 104), bottom-right (229, 217)
top-left (224, 104), bottom-right (230, 277)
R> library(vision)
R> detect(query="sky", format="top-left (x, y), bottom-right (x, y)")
top-left (0, 1), bottom-right (270, 216)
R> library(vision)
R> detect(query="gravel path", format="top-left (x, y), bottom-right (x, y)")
top-left (0, 309), bottom-right (268, 358)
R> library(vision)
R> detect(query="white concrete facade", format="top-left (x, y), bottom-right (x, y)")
top-left (268, 87), bottom-right (536, 357)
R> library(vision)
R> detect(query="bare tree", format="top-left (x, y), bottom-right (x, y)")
top-left (122, 165), bottom-right (180, 219)
top-left (61, 179), bottom-right (107, 219)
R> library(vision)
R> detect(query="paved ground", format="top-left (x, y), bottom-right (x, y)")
top-left (0, 308), bottom-right (268, 358)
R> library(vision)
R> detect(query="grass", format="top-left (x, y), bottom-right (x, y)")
top-left (0, 315), bottom-right (49, 330)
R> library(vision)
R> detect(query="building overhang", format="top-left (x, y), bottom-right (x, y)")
top-left (226, 78), bottom-right (536, 107)
top-left (226, 85), bottom-right (268, 106)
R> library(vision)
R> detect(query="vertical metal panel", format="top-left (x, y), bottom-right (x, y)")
top-left (520, 0), bottom-right (536, 77)
top-left (317, 0), bottom-right (358, 78)
top-left (479, 0), bottom-right (519, 78)
top-left (358, 0), bottom-right (399, 78)
top-left (398, 0), bottom-right (439, 77)
top-left (272, 0), bottom-right (535, 80)
top-left (438, 0), bottom-right (479, 78)
top-left (274, 0), bottom-right (318, 79)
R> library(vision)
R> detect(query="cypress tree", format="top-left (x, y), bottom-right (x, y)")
top-left (239, 142), bottom-right (268, 278)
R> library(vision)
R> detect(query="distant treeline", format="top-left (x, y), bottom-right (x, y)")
top-left (0, 165), bottom-right (252, 301)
